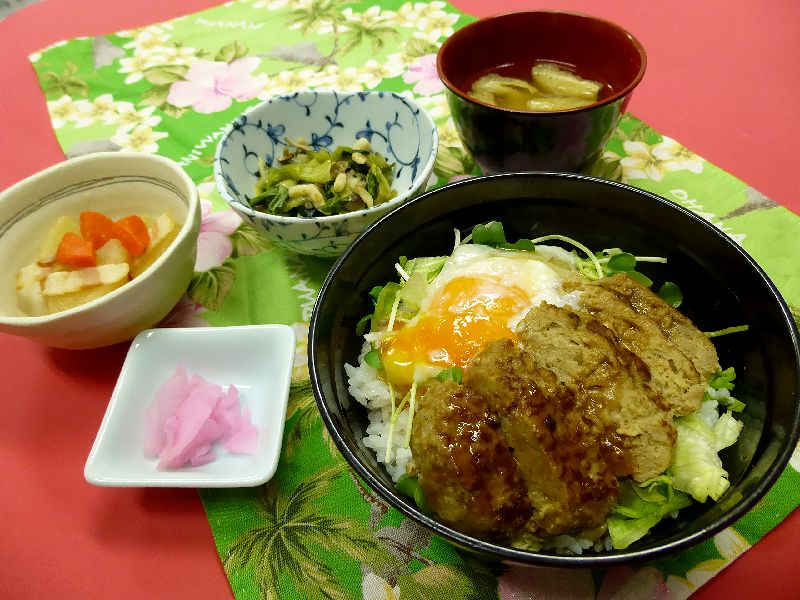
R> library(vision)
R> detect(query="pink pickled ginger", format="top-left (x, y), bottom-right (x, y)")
top-left (144, 363), bottom-right (259, 470)
top-left (143, 363), bottom-right (190, 458)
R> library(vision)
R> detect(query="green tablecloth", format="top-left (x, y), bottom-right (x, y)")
top-left (30, 1), bottom-right (800, 598)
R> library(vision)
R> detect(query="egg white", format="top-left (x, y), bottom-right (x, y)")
top-left (375, 244), bottom-right (582, 385)
top-left (417, 243), bottom-right (578, 328)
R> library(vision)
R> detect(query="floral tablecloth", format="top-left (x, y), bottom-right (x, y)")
top-left (29, 0), bottom-right (800, 598)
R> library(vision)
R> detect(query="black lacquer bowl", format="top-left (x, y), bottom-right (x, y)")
top-left (437, 11), bottom-right (647, 174)
top-left (309, 173), bottom-right (800, 567)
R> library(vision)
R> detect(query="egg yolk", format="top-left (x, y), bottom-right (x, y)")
top-left (380, 275), bottom-right (532, 387)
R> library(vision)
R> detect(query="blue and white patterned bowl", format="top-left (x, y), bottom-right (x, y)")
top-left (214, 91), bottom-right (438, 257)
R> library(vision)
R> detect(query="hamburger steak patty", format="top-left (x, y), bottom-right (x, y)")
top-left (410, 274), bottom-right (719, 544)
top-left (410, 379), bottom-right (533, 539)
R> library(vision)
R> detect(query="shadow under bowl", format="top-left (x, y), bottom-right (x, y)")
top-left (309, 172), bottom-right (800, 567)
top-left (437, 11), bottom-right (647, 174)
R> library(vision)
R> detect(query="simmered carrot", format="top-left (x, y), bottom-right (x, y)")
top-left (112, 215), bottom-right (150, 256)
top-left (56, 232), bottom-right (97, 267)
top-left (80, 211), bottom-right (115, 249)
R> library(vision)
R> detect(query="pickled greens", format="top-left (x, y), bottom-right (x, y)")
top-left (250, 137), bottom-right (397, 217)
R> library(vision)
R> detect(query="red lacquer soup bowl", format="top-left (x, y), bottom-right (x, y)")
top-left (437, 11), bottom-right (647, 174)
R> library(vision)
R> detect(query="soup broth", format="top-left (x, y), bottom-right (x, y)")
top-left (467, 60), bottom-right (612, 112)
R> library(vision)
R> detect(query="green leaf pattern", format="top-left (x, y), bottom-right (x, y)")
top-left (186, 262), bottom-right (236, 311)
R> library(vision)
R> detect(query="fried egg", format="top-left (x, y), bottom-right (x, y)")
top-left (379, 244), bottom-right (578, 387)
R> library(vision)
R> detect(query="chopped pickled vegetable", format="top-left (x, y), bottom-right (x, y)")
top-left (250, 137), bottom-right (397, 217)
top-left (144, 363), bottom-right (258, 470)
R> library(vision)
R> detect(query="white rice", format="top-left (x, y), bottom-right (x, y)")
top-left (513, 532), bottom-right (612, 555)
top-left (548, 535), bottom-right (596, 555)
top-left (345, 342), bottom-right (413, 482)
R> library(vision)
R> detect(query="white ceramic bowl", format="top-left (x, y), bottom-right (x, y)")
top-left (214, 90), bottom-right (438, 257)
top-left (0, 152), bottom-right (200, 349)
top-left (85, 325), bottom-right (295, 487)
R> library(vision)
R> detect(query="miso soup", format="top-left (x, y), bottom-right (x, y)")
top-left (468, 61), bottom-right (611, 112)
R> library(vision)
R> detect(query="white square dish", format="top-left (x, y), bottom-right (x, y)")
top-left (85, 324), bottom-right (295, 487)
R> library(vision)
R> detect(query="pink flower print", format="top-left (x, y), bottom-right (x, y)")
top-left (403, 54), bottom-right (443, 96)
top-left (597, 566), bottom-right (672, 600)
top-left (168, 57), bottom-right (267, 114)
top-left (160, 296), bottom-right (210, 328)
top-left (498, 566), bottom-right (595, 599)
top-left (195, 200), bottom-right (243, 272)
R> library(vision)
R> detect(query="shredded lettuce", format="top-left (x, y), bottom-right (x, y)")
top-left (385, 387), bottom-right (411, 457)
top-left (670, 403), bottom-right (743, 502)
top-left (397, 271), bottom-right (429, 314)
top-left (404, 380), bottom-right (418, 449)
top-left (355, 285), bottom-right (384, 335)
top-left (369, 282), bottom-right (402, 331)
top-left (399, 255), bottom-right (447, 282)
top-left (363, 256), bottom-right (447, 335)
top-left (384, 382), bottom-right (397, 463)
top-left (609, 368), bottom-right (746, 549)
top-left (660, 370), bottom-right (745, 505)
top-left (608, 479), bottom-right (692, 549)
top-left (713, 392), bottom-right (745, 413)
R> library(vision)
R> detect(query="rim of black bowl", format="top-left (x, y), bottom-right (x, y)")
top-left (309, 172), bottom-right (800, 567)
top-left (437, 10), bottom-right (648, 115)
